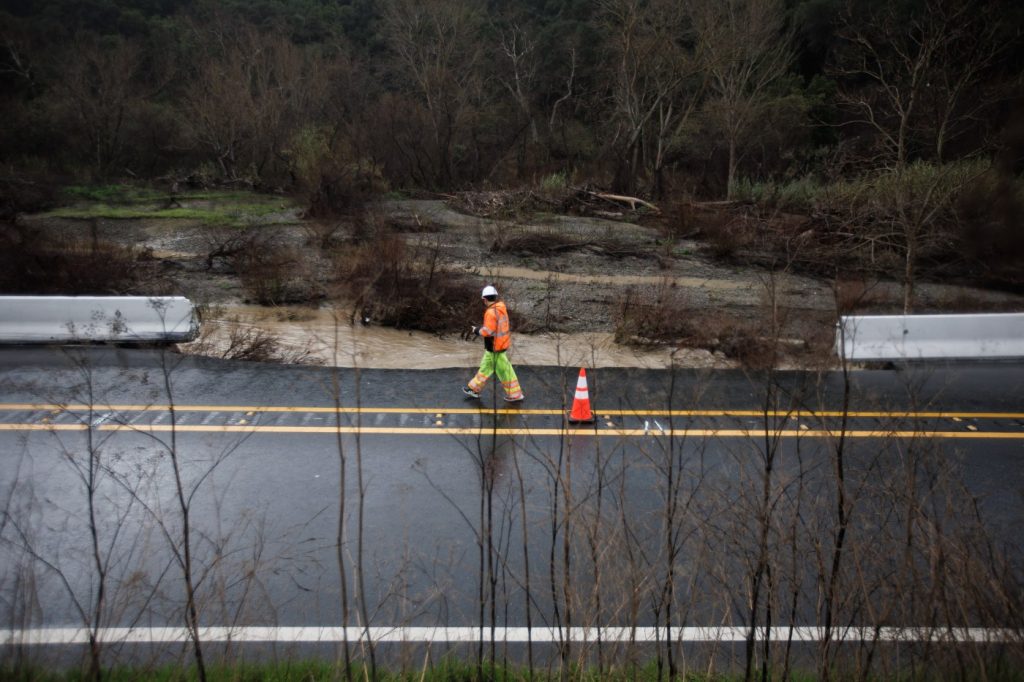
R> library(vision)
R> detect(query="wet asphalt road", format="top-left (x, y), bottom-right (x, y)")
top-left (0, 347), bottom-right (1022, 654)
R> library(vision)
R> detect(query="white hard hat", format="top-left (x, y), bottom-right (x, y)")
top-left (481, 285), bottom-right (498, 298)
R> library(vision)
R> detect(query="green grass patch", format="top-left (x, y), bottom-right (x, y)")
top-left (184, 191), bottom-right (288, 202)
top-left (538, 171), bottom-right (570, 192)
top-left (64, 184), bottom-right (166, 204)
top-left (42, 204), bottom-right (296, 227)
top-left (732, 175), bottom-right (825, 212)
top-left (63, 184), bottom-right (290, 206)
top-left (44, 185), bottom-right (300, 227)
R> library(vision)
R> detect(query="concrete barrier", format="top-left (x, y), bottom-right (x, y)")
top-left (836, 313), bottom-right (1024, 361)
top-left (0, 296), bottom-right (199, 344)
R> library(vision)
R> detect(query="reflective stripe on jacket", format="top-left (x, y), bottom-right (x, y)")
top-left (480, 301), bottom-right (511, 352)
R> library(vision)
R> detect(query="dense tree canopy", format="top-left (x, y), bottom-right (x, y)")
top-left (0, 0), bottom-right (1021, 200)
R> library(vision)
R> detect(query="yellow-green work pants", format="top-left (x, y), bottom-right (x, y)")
top-left (468, 351), bottom-right (524, 399)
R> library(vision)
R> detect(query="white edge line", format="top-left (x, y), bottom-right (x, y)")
top-left (1, 626), bottom-right (1019, 645)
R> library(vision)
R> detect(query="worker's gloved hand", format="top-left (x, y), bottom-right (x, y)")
top-left (471, 325), bottom-right (480, 335)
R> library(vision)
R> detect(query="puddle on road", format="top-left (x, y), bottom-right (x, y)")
top-left (185, 305), bottom-right (729, 369)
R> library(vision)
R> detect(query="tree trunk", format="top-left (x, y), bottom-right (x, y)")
top-left (903, 224), bottom-right (917, 314)
top-left (727, 136), bottom-right (738, 199)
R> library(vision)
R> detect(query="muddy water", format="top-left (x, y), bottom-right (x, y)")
top-left (186, 305), bottom-right (730, 369)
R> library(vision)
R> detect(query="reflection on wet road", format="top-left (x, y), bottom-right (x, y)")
top-left (1, 349), bottom-right (1022, 664)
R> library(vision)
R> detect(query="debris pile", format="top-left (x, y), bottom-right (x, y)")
top-left (450, 186), bottom-right (660, 220)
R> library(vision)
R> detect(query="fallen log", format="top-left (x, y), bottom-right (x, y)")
top-left (587, 191), bottom-right (660, 213)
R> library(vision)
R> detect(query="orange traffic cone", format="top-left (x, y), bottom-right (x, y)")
top-left (568, 368), bottom-right (596, 424)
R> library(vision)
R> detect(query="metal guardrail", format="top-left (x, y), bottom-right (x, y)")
top-left (0, 296), bottom-right (199, 344)
top-left (836, 313), bottom-right (1024, 361)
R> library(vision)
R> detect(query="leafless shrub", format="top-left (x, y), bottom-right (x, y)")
top-left (0, 175), bottom-right (60, 220)
top-left (218, 322), bottom-right (319, 363)
top-left (203, 228), bottom-right (261, 272)
top-left (4, 327), bottom-right (1023, 680)
top-left (834, 276), bottom-right (894, 313)
top-left (333, 234), bottom-right (479, 333)
top-left (715, 325), bottom-right (781, 370)
top-left (613, 281), bottom-right (691, 344)
top-left (652, 200), bottom-right (699, 267)
top-left (701, 212), bottom-right (758, 259)
top-left (301, 161), bottom-right (384, 220)
top-left (931, 290), bottom-right (1024, 313)
top-left (347, 206), bottom-right (444, 242)
top-left (382, 214), bottom-right (444, 233)
top-left (234, 245), bottom-right (324, 306)
top-left (615, 286), bottom-right (807, 368)
top-left (0, 223), bottom-right (143, 294)
top-left (955, 173), bottom-right (1024, 287)
top-left (350, 209), bottom-right (388, 243)
top-left (680, 308), bottom-right (781, 368)
top-left (302, 220), bottom-right (348, 250)
top-left (801, 323), bottom-right (841, 370)
top-left (184, 309), bottom-right (320, 364)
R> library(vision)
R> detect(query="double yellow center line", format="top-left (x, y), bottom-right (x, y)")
top-left (1, 402), bottom-right (1023, 419)
top-left (0, 403), bottom-right (1021, 440)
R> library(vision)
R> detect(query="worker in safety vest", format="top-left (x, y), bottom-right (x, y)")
top-left (463, 285), bottom-right (525, 402)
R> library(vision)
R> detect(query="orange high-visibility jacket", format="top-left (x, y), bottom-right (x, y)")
top-left (480, 301), bottom-right (511, 352)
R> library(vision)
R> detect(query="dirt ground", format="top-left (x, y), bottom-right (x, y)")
top-left (16, 197), bottom-right (1024, 368)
